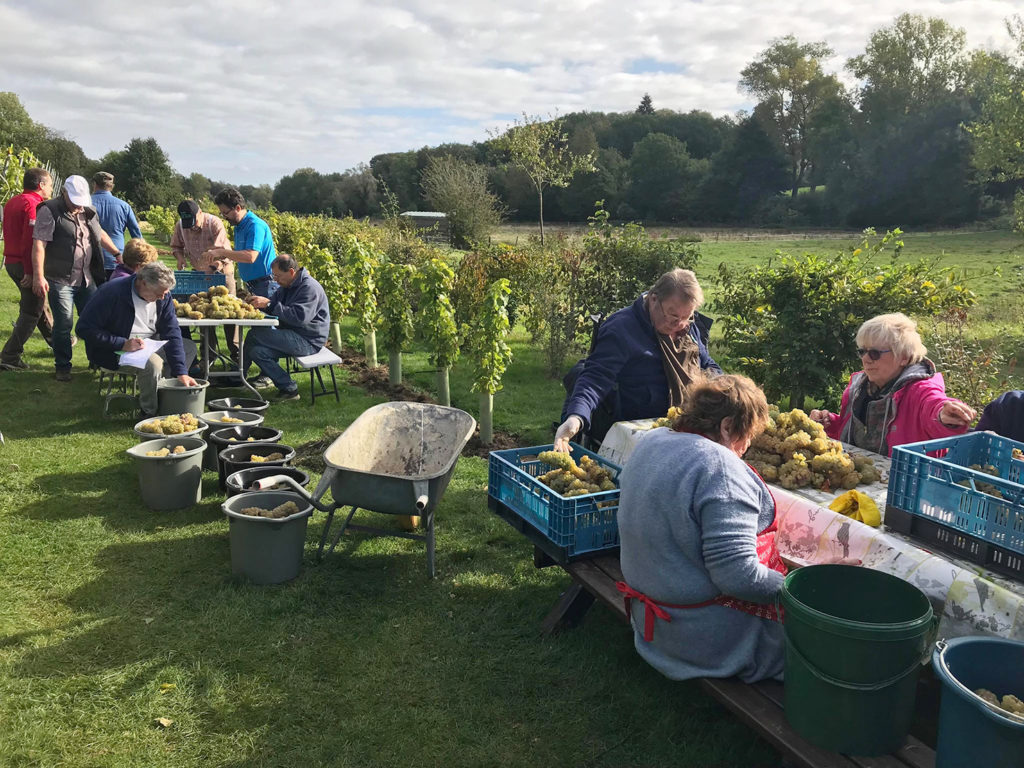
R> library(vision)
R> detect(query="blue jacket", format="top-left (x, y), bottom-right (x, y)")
top-left (563, 294), bottom-right (721, 430)
top-left (90, 190), bottom-right (141, 270)
top-left (974, 390), bottom-right (1024, 443)
top-left (269, 267), bottom-right (330, 347)
top-left (76, 275), bottom-right (187, 375)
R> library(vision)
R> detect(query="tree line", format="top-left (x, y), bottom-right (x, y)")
top-left (4, 12), bottom-right (1023, 231)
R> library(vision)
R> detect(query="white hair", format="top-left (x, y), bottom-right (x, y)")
top-left (856, 313), bottom-right (927, 365)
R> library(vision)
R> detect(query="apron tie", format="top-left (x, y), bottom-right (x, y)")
top-left (616, 581), bottom-right (672, 642)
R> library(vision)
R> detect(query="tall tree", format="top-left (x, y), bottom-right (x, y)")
top-left (739, 36), bottom-right (842, 197)
top-left (490, 114), bottom-right (595, 244)
top-left (636, 93), bottom-right (655, 114)
top-left (847, 13), bottom-right (969, 122)
top-left (421, 155), bottom-right (504, 247)
top-left (626, 133), bottom-right (708, 221)
top-left (699, 117), bottom-right (790, 221)
top-left (98, 137), bottom-right (180, 208)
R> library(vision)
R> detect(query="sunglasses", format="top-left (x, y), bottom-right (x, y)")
top-left (856, 348), bottom-right (892, 361)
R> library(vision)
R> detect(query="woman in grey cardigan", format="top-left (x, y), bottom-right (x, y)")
top-left (617, 374), bottom-right (787, 683)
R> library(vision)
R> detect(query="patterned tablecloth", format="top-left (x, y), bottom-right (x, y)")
top-left (598, 419), bottom-right (1024, 642)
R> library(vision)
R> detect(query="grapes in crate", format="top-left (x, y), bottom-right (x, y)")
top-left (174, 286), bottom-right (264, 320)
top-left (535, 451), bottom-right (616, 497)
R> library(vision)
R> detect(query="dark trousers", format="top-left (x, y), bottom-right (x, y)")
top-left (1, 262), bottom-right (53, 364)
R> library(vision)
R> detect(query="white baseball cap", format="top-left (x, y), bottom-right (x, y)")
top-left (64, 175), bottom-right (92, 207)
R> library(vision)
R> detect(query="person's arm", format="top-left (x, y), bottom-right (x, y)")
top-left (170, 223), bottom-right (188, 269)
top-left (155, 299), bottom-right (188, 376)
top-left (698, 468), bottom-right (785, 603)
top-left (31, 240), bottom-right (48, 296)
top-left (126, 206), bottom-right (142, 239)
top-left (562, 322), bottom-right (632, 430)
top-left (206, 247), bottom-right (258, 264)
top-left (266, 285), bottom-right (317, 328)
top-left (99, 229), bottom-right (120, 259)
top-left (76, 293), bottom-right (129, 352)
top-left (691, 324), bottom-right (723, 375)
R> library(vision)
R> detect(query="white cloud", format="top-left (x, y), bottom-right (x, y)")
top-left (1, 0), bottom-right (1017, 184)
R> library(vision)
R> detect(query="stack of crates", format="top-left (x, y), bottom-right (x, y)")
top-left (488, 443), bottom-right (621, 563)
top-left (886, 431), bottom-right (1024, 579)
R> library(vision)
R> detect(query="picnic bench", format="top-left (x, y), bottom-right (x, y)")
top-left (489, 496), bottom-right (937, 768)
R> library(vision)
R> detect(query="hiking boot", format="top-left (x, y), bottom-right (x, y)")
top-left (249, 375), bottom-right (273, 389)
top-left (275, 388), bottom-right (300, 402)
top-left (55, 369), bottom-right (71, 382)
top-left (0, 359), bottom-right (28, 371)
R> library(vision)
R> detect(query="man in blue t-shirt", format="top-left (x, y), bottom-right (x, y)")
top-left (203, 188), bottom-right (278, 299)
top-left (90, 172), bottom-right (141, 278)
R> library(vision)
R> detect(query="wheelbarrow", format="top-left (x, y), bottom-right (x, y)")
top-left (256, 401), bottom-right (476, 578)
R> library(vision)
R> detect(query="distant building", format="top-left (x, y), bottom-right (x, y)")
top-left (400, 211), bottom-right (450, 245)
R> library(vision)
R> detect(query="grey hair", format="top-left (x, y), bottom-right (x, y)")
top-left (856, 313), bottom-right (927, 365)
top-left (649, 268), bottom-right (704, 308)
top-left (136, 262), bottom-right (176, 292)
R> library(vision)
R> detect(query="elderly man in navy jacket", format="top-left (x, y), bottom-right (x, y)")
top-left (556, 268), bottom-right (722, 451)
top-left (244, 254), bottom-right (329, 402)
top-left (77, 262), bottom-right (198, 416)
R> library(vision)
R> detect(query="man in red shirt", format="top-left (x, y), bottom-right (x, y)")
top-left (2, 168), bottom-right (54, 370)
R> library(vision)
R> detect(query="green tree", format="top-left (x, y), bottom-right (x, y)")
top-left (699, 117), bottom-right (790, 221)
top-left (99, 137), bottom-right (181, 209)
top-left (421, 155), bottom-right (505, 247)
top-left (182, 172), bottom-right (212, 199)
top-left (968, 16), bottom-right (1024, 229)
top-left (470, 279), bottom-right (513, 444)
top-left (626, 133), bottom-right (708, 221)
top-left (847, 13), bottom-right (969, 122)
top-left (740, 36), bottom-right (843, 197)
top-left (415, 258), bottom-right (460, 405)
top-left (491, 114), bottom-right (595, 244)
top-left (0, 93), bottom-right (42, 153)
top-left (377, 261), bottom-right (416, 385)
top-left (636, 93), bottom-right (655, 114)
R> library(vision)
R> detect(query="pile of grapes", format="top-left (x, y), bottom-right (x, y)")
top-left (174, 285), bottom-right (264, 321)
top-left (744, 409), bottom-right (882, 491)
top-left (137, 413), bottom-right (200, 435)
top-left (535, 451), bottom-right (617, 497)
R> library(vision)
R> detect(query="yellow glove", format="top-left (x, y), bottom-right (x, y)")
top-left (829, 490), bottom-right (881, 527)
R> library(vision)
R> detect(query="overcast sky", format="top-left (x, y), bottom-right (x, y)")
top-left (0, 0), bottom-right (1019, 185)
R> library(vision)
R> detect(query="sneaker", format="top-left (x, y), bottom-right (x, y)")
top-left (0, 359), bottom-right (28, 371)
top-left (275, 389), bottom-right (300, 402)
top-left (55, 369), bottom-right (71, 382)
top-left (249, 375), bottom-right (273, 390)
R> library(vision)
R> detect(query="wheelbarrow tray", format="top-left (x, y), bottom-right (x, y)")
top-left (317, 401), bottom-right (476, 515)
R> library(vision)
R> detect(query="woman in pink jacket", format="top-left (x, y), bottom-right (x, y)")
top-left (809, 313), bottom-right (975, 456)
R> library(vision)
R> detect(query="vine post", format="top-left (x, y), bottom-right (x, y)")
top-left (470, 279), bottom-right (513, 444)
top-left (378, 261), bottom-right (416, 386)
top-left (415, 258), bottom-right (460, 406)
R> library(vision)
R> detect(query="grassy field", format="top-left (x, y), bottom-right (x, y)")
top-left (1, 227), bottom-right (1020, 767)
top-left (0, 270), bottom-right (776, 766)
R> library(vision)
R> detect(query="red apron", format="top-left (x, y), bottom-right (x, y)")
top-left (616, 462), bottom-right (787, 643)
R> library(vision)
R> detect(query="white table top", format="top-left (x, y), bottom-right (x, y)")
top-left (178, 317), bottom-right (279, 327)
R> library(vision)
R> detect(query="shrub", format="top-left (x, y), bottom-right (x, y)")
top-left (714, 228), bottom-right (977, 410)
top-left (142, 205), bottom-right (177, 244)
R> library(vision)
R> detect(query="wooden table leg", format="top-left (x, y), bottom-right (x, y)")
top-left (541, 583), bottom-right (596, 636)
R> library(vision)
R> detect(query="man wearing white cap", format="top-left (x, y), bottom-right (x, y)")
top-left (32, 175), bottom-right (120, 381)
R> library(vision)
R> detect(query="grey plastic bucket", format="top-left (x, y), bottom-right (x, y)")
top-left (157, 378), bottom-right (210, 417)
top-left (221, 491), bottom-right (312, 584)
top-left (226, 466), bottom-right (310, 498)
top-left (197, 410), bottom-right (265, 471)
top-left (218, 444), bottom-right (295, 491)
top-left (207, 397), bottom-right (270, 416)
top-left (207, 426), bottom-right (283, 471)
top-left (132, 417), bottom-right (207, 442)
top-left (125, 436), bottom-right (206, 511)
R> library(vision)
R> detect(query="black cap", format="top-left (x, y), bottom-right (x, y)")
top-left (178, 199), bottom-right (201, 228)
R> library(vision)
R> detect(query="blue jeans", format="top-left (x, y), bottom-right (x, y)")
top-left (49, 282), bottom-right (97, 370)
top-left (244, 326), bottom-right (318, 392)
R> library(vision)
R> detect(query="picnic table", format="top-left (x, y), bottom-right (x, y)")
top-left (599, 418), bottom-right (1024, 643)
top-left (178, 316), bottom-right (279, 401)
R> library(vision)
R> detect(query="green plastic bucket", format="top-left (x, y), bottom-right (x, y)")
top-left (125, 436), bottom-right (206, 511)
top-left (781, 564), bottom-right (934, 756)
top-left (157, 378), bottom-right (209, 417)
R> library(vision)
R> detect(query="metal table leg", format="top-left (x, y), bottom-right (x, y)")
top-left (234, 325), bottom-right (265, 401)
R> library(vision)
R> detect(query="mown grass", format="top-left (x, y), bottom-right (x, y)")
top-left (0, 273), bottom-right (777, 766)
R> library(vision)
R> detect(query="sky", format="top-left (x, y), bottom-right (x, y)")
top-left (0, 0), bottom-right (1019, 186)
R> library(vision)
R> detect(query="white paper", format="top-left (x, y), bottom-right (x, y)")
top-left (119, 338), bottom-right (168, 368)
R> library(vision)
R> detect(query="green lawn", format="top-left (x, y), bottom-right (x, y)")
top-left (0, 272), bottom-right (776, 766)
top-left (2, 226), bottom-right (1020, 767)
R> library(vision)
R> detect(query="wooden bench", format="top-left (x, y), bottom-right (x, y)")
top-left (489, 498), bottom-right (936, 768)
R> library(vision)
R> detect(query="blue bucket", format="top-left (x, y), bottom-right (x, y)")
top-left (932, 637), bottom-right (1024, 768)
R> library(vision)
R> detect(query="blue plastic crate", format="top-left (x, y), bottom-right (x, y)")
top-left (887, 432), bottom-right (1024, 577)
top-left (172, 271), bottom-right (227, 297)
top-left (488, 443), bottom-right (621, 558)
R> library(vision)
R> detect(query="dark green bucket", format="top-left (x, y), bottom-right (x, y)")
top-left (781, 565), bottom-right (934, 756)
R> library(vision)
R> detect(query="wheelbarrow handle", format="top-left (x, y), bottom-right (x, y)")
top-left (251, 474), bottom-right (334, 513)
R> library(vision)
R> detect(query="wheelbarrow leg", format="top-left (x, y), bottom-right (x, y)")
top-left (425, 509), bottom-right (435, 579)
top-left (316, 507), bottom-right (337, 562)
top-left (326, 506), bottom-right (359, 557)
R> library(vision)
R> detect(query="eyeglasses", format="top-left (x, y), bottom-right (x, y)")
top-left (652, 298), bottom-right (694, 327)
top-left (856, 348), bottom-right (892, 361)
